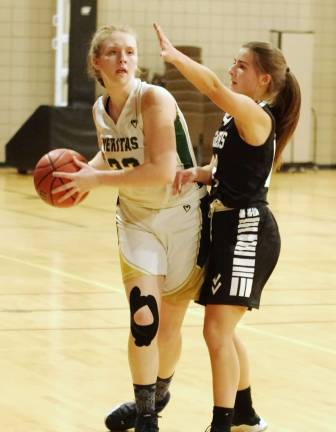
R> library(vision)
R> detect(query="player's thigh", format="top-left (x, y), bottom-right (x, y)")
top-left (204, 304), bottom-right (246, 342)
top-left (165, 199), bottom-right (208, 293)
top-left (124, 274), bottom-right (165, 305)
top-left (117, 208), bottom-right (168, 280)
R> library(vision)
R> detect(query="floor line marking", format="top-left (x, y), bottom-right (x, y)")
top-left (187, 308), bottom-right (335, 355)
top-left (2, 254), bottom-right (334, 356)
top-left (0, 254), bottom-right (122, 294)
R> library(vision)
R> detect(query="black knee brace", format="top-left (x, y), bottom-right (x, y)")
top-left (129, 286), bottom-right (159, 347)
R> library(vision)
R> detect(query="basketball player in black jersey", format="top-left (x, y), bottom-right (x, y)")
top-left (154, 24), bottom-right (301, 432)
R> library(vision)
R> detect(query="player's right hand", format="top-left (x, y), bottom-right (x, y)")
top-left (52, 158), bottom-right (100, 203)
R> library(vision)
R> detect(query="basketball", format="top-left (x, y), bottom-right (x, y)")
top-left (33, 148), bottom-right (89, 208)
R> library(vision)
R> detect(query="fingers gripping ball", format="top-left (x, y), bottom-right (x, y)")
top-left (33, 148), bottom-right (89, 208)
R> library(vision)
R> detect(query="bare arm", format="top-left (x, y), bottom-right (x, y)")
top-left (153, 23), bottom-right (271, 146)
top-left (96, 86), bottom-right (177, 187)
top-left (52, 85), bottom-right (177, 199)
top-left (172, 156), bottom-right (216, 194)
top-left (193, 156), bottom-right (216, 184)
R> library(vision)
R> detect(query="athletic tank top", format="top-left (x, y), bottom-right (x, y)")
top-left (93, 79), bottom-right (206, 208)
top-left (211, 102), bottom-right (276, 208)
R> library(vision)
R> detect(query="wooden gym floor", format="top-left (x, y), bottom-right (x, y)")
top-left (0, 167), bottom-right (335, 432)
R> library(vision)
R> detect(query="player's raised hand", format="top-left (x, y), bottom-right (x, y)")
top-left (153, 23), bottom-right (178, 64)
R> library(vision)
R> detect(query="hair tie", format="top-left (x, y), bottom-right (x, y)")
top-left (286, 67), bottom-right (290, 74)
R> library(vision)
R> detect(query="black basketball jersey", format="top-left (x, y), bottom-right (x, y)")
top-left (211, 102), bottom-right (276, 208)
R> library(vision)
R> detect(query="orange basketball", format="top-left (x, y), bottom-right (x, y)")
top-left (33, 148), bottom-right (89, 208)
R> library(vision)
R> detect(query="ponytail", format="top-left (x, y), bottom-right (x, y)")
top-left (271, 70), bottom-right (301, 168)
top-left (243, 42), bottom-right (302, 169)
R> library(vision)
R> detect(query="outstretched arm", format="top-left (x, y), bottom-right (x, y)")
top-left (153, 23), bottom-right (271, 144)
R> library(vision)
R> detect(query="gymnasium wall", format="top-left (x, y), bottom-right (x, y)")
top-left (0, 0), bottom-right (335, 165)
top-left (0, 0), bottom-right (55, 164)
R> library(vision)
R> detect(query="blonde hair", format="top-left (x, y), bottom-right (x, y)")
top-left (87, 25), bottom-right (138, 87)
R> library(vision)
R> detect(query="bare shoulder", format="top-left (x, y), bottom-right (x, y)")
top-left (92, 97), bottom-right (100, 112)
top-left (141, 83), bottom-right (176, 110)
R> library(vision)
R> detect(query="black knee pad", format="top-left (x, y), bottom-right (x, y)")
top-left (129, 286), bottom-right (159, 347)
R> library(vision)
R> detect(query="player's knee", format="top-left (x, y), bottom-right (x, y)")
top-left (203, 323), bottom-right (214, 347)
top-left (203, 320), bottom-right (221, 345)
top-left (203, 323), bottom-right (233, 351)
top-left (133, 306), bottom-right (154, 326)
top-left (129, 286), bottom-right (159, 347)
top-left (131, 319), bottom-right (159, 348)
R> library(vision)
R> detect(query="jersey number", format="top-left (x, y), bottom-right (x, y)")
top-left (108, 158), bottom-right (140, 170)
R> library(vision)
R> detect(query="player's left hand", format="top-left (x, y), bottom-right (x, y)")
top-left (52, 157), bottom-right (100, 203)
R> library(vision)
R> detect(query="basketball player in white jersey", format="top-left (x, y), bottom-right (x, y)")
top-left (154, 24), bottom-right (301, 432)
top-left (52, 25), bottom-right (209, 432)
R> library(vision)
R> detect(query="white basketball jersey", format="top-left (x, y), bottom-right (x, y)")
top-left (93, 79), bottom-right (206, 208)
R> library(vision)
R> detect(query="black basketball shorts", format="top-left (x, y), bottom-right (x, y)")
top-left (197, 205), bottom-right (281, 309)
